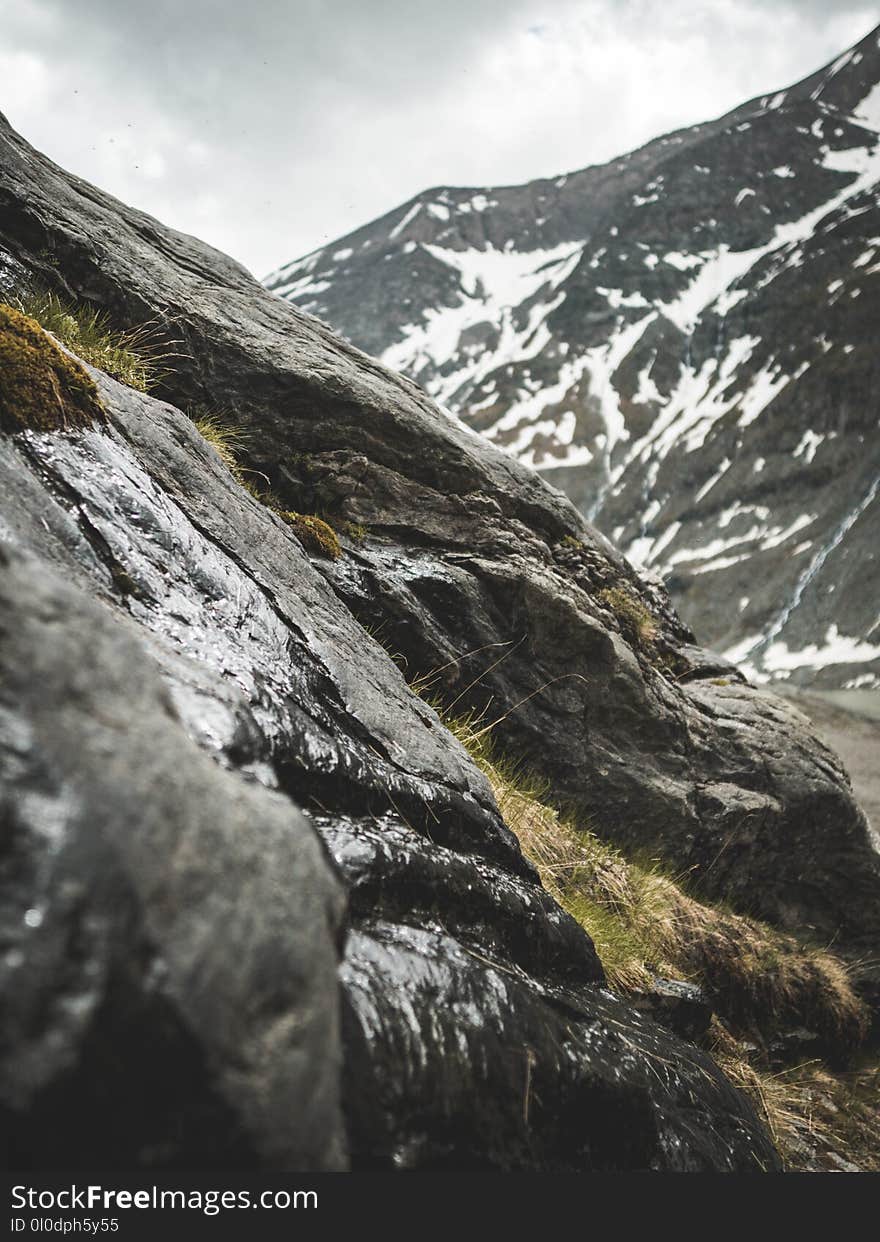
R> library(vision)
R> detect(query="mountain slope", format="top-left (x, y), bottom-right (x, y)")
top-left (3, 106), bottom-right (880, 1167)
top-left (266, 24), bottom-right (880, 690)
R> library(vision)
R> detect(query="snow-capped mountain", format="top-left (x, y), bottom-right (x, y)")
top-left (265, 25), bottom-right (880, 689)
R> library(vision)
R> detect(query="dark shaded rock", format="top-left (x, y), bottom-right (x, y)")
top-left (628, 979), bottom-right (713, 1045)
top-left (0, 358), bottom-right (777, 1170)
top-left (0, 546), bottom-right (347, 1170)
top-left (766, 1028), bottom-right (827, 1069)
top-left (340, 925), bottom-right (772, 1171)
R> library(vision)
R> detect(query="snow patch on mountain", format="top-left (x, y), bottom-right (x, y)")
top-left (381, 241), bottom-right (583, 407)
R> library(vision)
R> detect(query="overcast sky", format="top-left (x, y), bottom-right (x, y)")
top-left (1, 1), bottom-right (877, 276)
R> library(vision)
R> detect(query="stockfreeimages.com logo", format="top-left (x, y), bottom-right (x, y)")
top-left (10, 1185), bottom-right (317, 1218)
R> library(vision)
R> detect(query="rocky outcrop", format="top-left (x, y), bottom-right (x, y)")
top-left (0, 353), bottom-right (776, 1172)
top-left (266, 24), bottom-right (880, 691)
top-left (0, 545), bottom-right (347, 1170)
top-left (0, 108), bottom-right (876, 1168)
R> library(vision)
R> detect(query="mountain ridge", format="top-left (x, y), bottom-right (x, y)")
top-left (266, 23), bottom-right (880, 691)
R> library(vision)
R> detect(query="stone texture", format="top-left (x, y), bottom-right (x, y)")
top-left (0, 364), bottom-right (777, 1171)
top-left (0, 546), bottom-right (347, 1170)
top-left (0, 102), bottom-right (876, 968)
top-left (628, 979), bottom-right (714, 1045)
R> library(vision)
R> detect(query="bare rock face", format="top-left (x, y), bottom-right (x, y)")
top-left (0, 107), bottom-right (874, 1169)
top-left (0, 545), bottom-right (347, 1170)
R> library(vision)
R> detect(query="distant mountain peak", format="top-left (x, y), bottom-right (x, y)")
top-left (266, 25), bottom-right (880, 690)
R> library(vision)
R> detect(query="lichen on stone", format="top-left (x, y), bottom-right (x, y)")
top-left (0, 303), bottom-right (106, 434)
top-left (279, 511), bottom-right (342, 560)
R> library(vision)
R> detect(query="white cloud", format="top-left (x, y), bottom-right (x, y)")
top-left (0, 0), bottom-right (875, 274)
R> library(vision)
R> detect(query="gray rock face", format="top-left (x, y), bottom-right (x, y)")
top-left (0, 365), bottom-right (775, 1172)
top-left (2, 99), bottom-right (876, 966)
top-left (0, 545), bottom-right (347, 1170)
top-left (266, 24), bottom-right (880, 691)
top-left (0, 106), bottom-right (874, 1169)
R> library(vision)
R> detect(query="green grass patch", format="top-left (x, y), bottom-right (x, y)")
top-left (12, 288), bottom-right (170, 392)
top-left (598, 583), bottom-right (658, 646)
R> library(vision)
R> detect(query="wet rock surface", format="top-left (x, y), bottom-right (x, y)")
top-left (0, 110), bottom-right (872, 1168)
top-left (0, 546), bottom-right (346, 1170)
top-left (628, 979), bottom-right (713, 1046)
top-left (340, 925), bottom-right (772, 1171)
top-left (0, 363), bottom-right (778, 1169)
top-left (2, 106), bottom-right (874, 968)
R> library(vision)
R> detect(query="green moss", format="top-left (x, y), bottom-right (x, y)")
top-left (598, 584), bottom-right (658, 646)
top-left (12, 288), bottom-right (169, 393)
top-left (338, 519), bottom-right (367, 544)
top-left (279, 511), bottom-right (342, 560)
top-left (0, 303), bottom-right (106, 433)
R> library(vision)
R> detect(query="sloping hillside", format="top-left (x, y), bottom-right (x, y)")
top-left (266, 24), bottom-right (880, 690)
top-left (2, 105), bottom-right (878, 1171)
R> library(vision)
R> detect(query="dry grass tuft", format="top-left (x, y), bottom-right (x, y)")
top-left (441, 710), bottom-right (868, 1051)
top-left (192, 412), bottom-right (252, 477)
top-left (710, 1022), bottom-right (880, 1170)
top-left (598, 584), bottom-right (658, 646)
top-left (423, 675), bottom-right (877, 1170)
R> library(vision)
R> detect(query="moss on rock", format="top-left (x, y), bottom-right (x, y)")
top-left (280, 511), bottom-right (342, 560)
top-left (13, 289), bottom-right (166, 393)
top-left (338, 519), bottom-right (367, 544)
top-left (0, 303), bottom-right (105, 433)
top-left (598, 583), bottom-right (658, 646)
